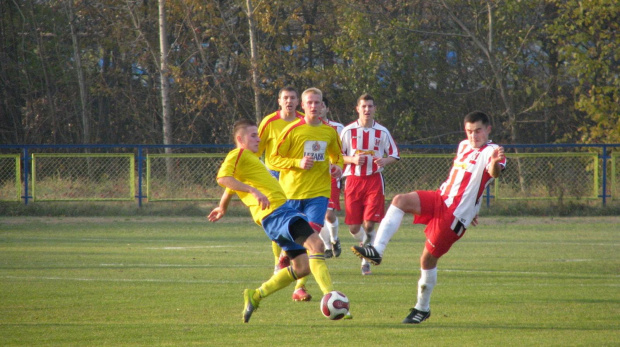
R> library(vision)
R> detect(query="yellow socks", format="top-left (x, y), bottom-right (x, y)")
top-left (257, 266), bottom-right (297, 299)
top-left (272, 241), bottom-right (282, 267)
top-left (309, 253), bottom-right (333, 294)
top-left (294, 275), bottom-right (308, 290)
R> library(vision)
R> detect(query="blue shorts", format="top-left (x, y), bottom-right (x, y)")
top-left (288, 197), bottom-right (328, 226)
top-left (261, 201), bottom-right (308, 252)
top-left (268, 170), bottom-right (280, 180)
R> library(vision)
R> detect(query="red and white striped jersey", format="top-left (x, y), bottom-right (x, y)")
top-left (439, 139), bottom-right (507, 227)
top-left (341, 120), bottom-right (399, 177)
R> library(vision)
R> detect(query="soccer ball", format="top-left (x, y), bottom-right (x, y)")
top-left (320, 290), bottom-right (349, 320)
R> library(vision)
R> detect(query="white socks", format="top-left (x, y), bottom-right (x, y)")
top-left (414, 267), bottom-right (437, 312)
top-left (350, 226), bottom-right (366, 244)
top-left (319, 226), bottom-right (332, 250)
top-left (372, 205), bottom-right (405, 256)
top-left (326, 218), bottom-right (339, 243)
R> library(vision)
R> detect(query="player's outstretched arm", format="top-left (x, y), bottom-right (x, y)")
top-left (216, 176), bottom-right (270, 210)
top-left (208, 189), bottom-right (233, 222)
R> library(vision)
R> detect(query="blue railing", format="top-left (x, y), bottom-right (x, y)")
top-left (1, 143), bottom-right (618, 206)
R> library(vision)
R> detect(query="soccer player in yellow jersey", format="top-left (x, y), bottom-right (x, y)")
top-left (270, 87), bottom-right (345, 301)
top-left (258, 86), bottom-right (303, 174)
top-left (257, 86), bottom-right (305, 297)
top-left (208, 119), bottom-right (344, 323)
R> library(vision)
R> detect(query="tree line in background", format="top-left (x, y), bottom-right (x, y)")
top-left (0, 0), bottom-right (618, 147)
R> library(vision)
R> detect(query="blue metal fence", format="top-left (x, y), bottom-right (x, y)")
top-left (1, 143), bottom-right (618, 206)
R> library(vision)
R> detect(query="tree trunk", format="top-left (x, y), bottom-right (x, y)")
top-left (65, 0), bottom-right (90, 145)
top-left (159, 0), bottom-right (173, 176)
top-left (246, 0), bottom-right (262, 123)
top-left (442, 0), bottom-right (526, 192)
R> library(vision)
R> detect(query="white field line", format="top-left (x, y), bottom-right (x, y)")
top-left (99, 263), bottom-right (259, 268)
top-left (144, 246), bottom-right (243, 250)
top-left (1, 275), bottom-right (618, 287)
top-left (0, 275), bottom-right (245, 284)
top-left (2, 266), bottom-right (618, 286)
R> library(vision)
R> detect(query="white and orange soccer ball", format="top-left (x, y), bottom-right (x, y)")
top-left (320, 290), bottom-right (349, 320)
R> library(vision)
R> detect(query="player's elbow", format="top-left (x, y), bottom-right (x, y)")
top-left (217, 177), bottom-right (231, 187)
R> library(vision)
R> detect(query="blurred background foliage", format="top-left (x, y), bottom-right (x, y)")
top-left (0, 0), bottom-right (617, 146)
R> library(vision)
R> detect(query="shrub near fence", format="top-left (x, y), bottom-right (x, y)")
top-left (0, 144), bottom-right (618, 206)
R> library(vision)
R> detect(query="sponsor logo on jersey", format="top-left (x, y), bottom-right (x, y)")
top-left (304, 140), bottom-right (327, 161)
top-left (453, 162), bottom-right (468, 170)
top-left (355, 149), bottom-right (375, 156)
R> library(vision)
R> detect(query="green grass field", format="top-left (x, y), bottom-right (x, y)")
top-left (0, 216), bottom-right (618, 346)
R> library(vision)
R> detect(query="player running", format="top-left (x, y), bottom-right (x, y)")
top-left (208, 119), bottom-right (346, 323)
top-left (256, 86), bottom-right (309, 301)
top-left (269, 87), bottom-right (345, 304)
top-left (341, 93), bottom-right (399, 275)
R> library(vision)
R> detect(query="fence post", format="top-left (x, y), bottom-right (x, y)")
top-left (22, 147), bottom-right (29, 205)
top-left (601, 145), bottom-right (608, 206)
top-left (137, 146), bottom-right (144, 207)
top-left (486, 185), bottom-right (491, 208)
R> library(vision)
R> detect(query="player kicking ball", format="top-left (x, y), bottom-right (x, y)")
top-left (352, 111), bottom-right (506, 324)
top-left (208, 119), bottom-right (351, 322)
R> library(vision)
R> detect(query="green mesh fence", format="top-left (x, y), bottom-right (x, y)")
top-left (145, 152), bottom-right (612, 202)
top-left (382, 154), bottom-right (454, 199)
top-left (146, 154), bottom-right (225, 201)
top-left (0, 155), bottom-right (21, 201)
top-left (3, 149), bottom-right (617, 204)
top-left (494, 153), bottom-right (599, 200)
top-left (146, 153), bottom-right (454, 201)
top-left (31, 153), bottom-right (135, 201)
top-left (381, 153), bottom-right (603, 201)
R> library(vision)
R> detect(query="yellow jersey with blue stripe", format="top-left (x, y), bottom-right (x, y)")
top-left (216, 148), bottom-right (287, 226)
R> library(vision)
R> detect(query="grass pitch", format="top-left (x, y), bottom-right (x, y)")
top-left (0, 216), bottom-right (618, 346)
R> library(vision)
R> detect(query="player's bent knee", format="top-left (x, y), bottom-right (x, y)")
top-left (392, 192), bottom-right (420, 213)
top-left (391, 193), bottom-right (408, 206)
top-left (304, 234), bottom-right (325, 254)
top-left (420, 249), bottom-right (439, 269)
top-left (292, 263), bottom-right (311, 278)
top-left (348, 225), bottom-right (361, 235)
top-left (325, 210), bottom-right (337, 223)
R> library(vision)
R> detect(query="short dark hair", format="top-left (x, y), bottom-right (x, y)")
top-left (278, 86), bottom-right (298, 98)
top-left (357, 93), bottom-right (374, 105)
top-left (323, 96), bottom-right (329, 108)
top-left (464, 111), bottom-right (490, 126)
top-left (232, 119), bottom-right (257, 141)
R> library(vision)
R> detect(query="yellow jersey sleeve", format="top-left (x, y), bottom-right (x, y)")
top-left (270, 121), bottom-right (343, 200)
top-left (217, 148), bottom-right (287, 225)
top-left (257, 111), bottom-right (302, 171)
